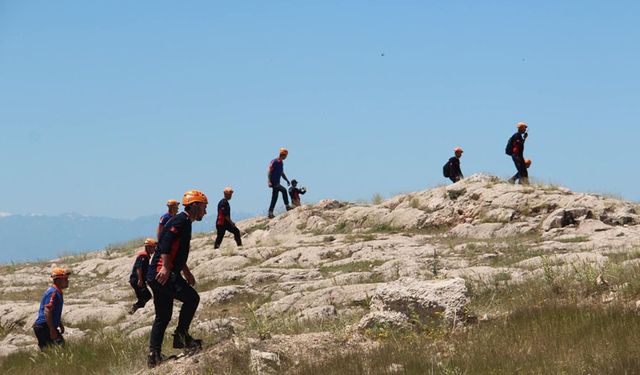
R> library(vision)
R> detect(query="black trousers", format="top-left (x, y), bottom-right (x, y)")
top-left (130, 281), bottom-right (152, 308)
top-left (148, 274), bottom-right (200, 352)
top-left (33, 323), bottom-right (64, 350)
top-left (511, 155), bottom-right (528, 181)
top-left (268, 184), bottom-right (289, 212)
top-left (214, 223), bottom-right (242, 248)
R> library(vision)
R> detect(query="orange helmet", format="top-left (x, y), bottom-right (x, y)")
top-left (223, 187), bottom-right (234, 194)
top-left (182, 190), bottom-right (208, 206)
top-left (166, 199), bottom-right (179, 207)
top-left (279, 147), bottom-right (289, 156)
top-left (517, 122), bottom-right (528, 130)
top-left (454, 147), bottom-right (464, 154)
top-left (51, 267), bottom-right (70, 280)
top-left (525, 159), bottom-right (532, 167)
top-left (144, 238), bottom-right (157, 247)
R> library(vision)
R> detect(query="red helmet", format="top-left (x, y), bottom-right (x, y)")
top-left (144, 238), bottom-right (157, 247)
top-left (166, 199), bottom-right (179, 207)
top-left (51, 267), bottom-right (70, 280)
top-left (454, 147), bottom-right (464, 154)
top-left (517, 122), bottom-right (528, 130)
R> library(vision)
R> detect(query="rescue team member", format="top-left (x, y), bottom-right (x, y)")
top-left (147, 190), bottom-right (207, 368)
top-left (214, 187), bottom-right (242, 249)
top-left (267, 148), bottom-right (292, 219)
top-left (288, 179), bottom-right (307, 207)
top-left (447, 147), bottom-right (464, 183)
top-left (128, 238), bottom-right (156, 314)
top-left (157, 199), bottom-right (180, 241)
top-left (33, 268), bottom-right (70, 350)
top-left (507, 122), bottom-right (530, 185)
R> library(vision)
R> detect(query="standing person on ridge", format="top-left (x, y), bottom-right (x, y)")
top-left (157, 199), bottom-right (179, 241)
top-left (267, 147), bottom-right (292, 218)
top-left (128, 238), bottom-right (156, 314)
top-left (446, 147), bottom-right (464, 183)
top-left (214, 187), bottom-right (242, 249)
top-left (33, 267), bottom-right (70, 350)
top-left (506, 122), bottom-right (530, 185)
top-left (146, 190), bottom-right (208, 368)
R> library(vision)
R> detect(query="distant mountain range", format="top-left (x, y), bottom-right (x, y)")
top-left (0, 211), bottom-right (256, 263)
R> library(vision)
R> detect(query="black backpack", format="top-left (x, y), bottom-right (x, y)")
top-left (505, 137), bottom-right (514, 155)
top-left (443, 161), bottom-right (451, 178)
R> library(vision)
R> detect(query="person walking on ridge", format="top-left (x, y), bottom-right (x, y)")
top-left (33, 267), bottom-right (70, 350)
top-left (147, 190), bottom-right (208, 368)
top-left (506, 122), bottom-right (530, 185)
top-left (157, 199), bottom-right (179, 241)
top-left (214, 187), bottom-right (242, 249)
top-left (288, 179), bottom-right (307, 207)
top-left (128, 238), bottom-right (156, 314)
top-left (445, 147), bottom-right (464, 183)
top-left (267, 147), bottom-right (292, 218)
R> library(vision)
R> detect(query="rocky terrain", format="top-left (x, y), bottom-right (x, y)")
top-left (1, 174), bottom-right (639, 374)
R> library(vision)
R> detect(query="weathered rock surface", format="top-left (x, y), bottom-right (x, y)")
top-left (1, 174), bottom-right (639, 367)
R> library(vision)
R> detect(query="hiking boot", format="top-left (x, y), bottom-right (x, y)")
top-left (147, 350), bottom-right (163, 368)
top-left (507, 177), bottom-right (516, 184)
top-left (173, 331), bottom-right (203, 350)
top-left (285, 205), bottom-right (293, 211)
top-left (128, 304), bottom-right (139, 315)
top-left (268, 212), bottom-right (275, 219)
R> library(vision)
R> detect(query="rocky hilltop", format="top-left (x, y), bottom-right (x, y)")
top-left (1, 174), bottom-right (639, 373)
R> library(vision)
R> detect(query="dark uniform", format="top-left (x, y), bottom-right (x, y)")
top-left (268, 158), bottom-right (289, 213)
top-left (508, 132), bottom-right (528, 183)
top-left (447, 157), bottom-right (463, 183)
top-left (33, 285), bottom-right (65, 350)
top-left (147, 212), bottom-right (199, 353)
top-left (129, 250), bottom-right (152, 311)
top-left (288, 186), bottom-right (306, 206)
top-left (214, 198), bottom-right (242, 248)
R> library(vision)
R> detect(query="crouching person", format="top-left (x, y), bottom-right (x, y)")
top-left (33, 267), bottom-right (70, 350)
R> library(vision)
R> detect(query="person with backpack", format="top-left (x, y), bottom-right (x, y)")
top-left (506, 122), bottom-right (530, 185)
top-left (214, 187), bottom-right (242, 249)
top-left (443, 147), bottom-right (464, 183)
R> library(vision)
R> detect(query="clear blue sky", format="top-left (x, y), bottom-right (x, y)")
top-left (1, 1), bottom-right (638, 219)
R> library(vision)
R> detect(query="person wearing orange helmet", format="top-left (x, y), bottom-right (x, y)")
top-left (157, 199), bottom-right (179, 241)
top-left (267, 147), bottom-right (293, 219)
top-left (444, 147), bottom-right (464, 183)
top-left (33, 267), bottom-right (70, 350)
top-left (214, 187), bottom-right (242, 249)
top-left (506, 122), bottom-right (530, 185)
top-left (147, 190), bottom-right (208, 368)
top-left (128, 238), bottom-right (156, 315)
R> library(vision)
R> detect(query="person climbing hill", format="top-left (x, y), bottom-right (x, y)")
top-left (128, 238), bottom-right (156, 314)
top-left (288, 179), bottom-right (307, 207)
top-left (443, 147), bottom-right (464, 183)
top-left (33, 267), bottom-right (70, 350)
top-left (157, 199), bottom-right (179, 241)
top-left (267, 148), bottom-right (292, 218)
top-left (214, 187), bottom-right (242, 249)
top-left (506, 122), bottom-right (530, 185)
top-left (147, 190), bottom-right (208, 368)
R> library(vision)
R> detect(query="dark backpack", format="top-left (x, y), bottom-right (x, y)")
top-left (443, 161), bottom-right (451, 178)
top-left (505, 137), bottom-right (514, 155)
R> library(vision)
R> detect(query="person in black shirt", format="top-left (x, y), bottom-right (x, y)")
top-left (146, 190), bottom-right (208, 368)
top-left (288, 179), bottom-right (307, 207)
top-left (507, 122), bottom-right (530, 185)
top-left (447, 147), bottom-right (464, 183)
top-left (214, 187), bottom-right (242, 249)
top-left (128, 238), bottom-right (156, 314)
